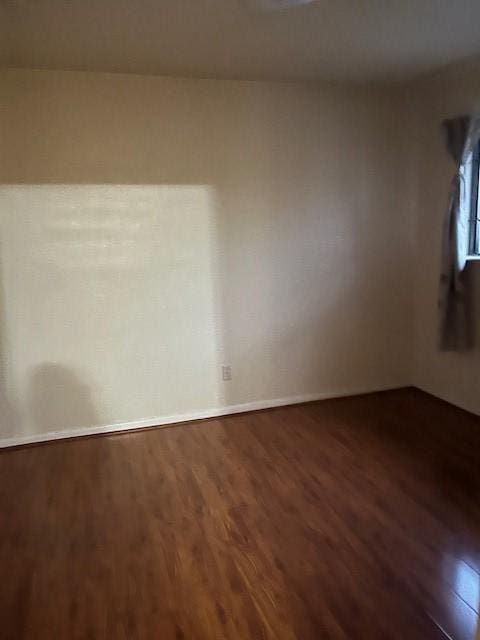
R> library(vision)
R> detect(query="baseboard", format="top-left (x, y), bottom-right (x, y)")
top-left (0, 383), bottom-right (407, 449)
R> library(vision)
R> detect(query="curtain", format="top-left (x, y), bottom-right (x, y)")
top-left (438, 115), bottom-right (480, 351)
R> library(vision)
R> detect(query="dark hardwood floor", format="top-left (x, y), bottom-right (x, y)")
top-left (1, 387), bottom-right (480, 639)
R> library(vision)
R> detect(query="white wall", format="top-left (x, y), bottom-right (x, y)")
top-left (0, 69), bottom-right (414, 443)
top-left (403, 61), bottom-right (480, 415)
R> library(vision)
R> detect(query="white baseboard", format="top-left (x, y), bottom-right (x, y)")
top-left (0, 383), bottom-right (407, 449)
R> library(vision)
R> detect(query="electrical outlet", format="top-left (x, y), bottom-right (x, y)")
top-left (222, 365), bottom-right (232, 381)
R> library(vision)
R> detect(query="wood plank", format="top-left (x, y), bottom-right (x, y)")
top-left (0, 388), bottom-right (479, 639)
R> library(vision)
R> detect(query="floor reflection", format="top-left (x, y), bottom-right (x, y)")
top-left (430, 556), bottom-right (480, 640)
top-left (454, 560), bottom-right (480, 614)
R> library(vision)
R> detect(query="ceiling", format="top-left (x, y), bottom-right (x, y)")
top-left (1, 0), bottom-right (480, 83)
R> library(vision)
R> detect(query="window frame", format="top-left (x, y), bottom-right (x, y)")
top-left (469, 141), bottom-right (480, 257)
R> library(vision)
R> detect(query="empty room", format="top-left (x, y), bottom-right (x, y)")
top-left (1, 1), bottom-right (480, 638)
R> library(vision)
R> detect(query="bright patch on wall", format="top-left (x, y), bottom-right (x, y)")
top-left (0, 185), bottom-right (226, 439)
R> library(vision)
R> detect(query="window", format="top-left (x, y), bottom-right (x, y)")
top-left (468, 141), bottom-right (480, 256)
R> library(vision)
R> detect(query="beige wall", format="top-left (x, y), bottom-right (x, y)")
top-left (0, 69), bottom-right (414, 442)
top-left (403, 61), bottom-right (480, 415)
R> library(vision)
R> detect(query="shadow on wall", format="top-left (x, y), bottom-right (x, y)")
top-left (28, 363), bottom-right (99, 434)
